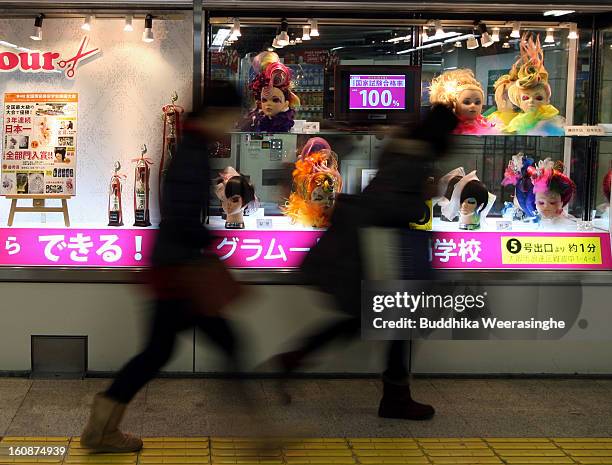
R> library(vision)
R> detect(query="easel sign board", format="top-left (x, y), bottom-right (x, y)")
top-left (1, 92), bottom-right (78, 197)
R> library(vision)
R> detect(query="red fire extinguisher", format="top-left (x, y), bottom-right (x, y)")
top-left (133, 144), bottom-right (153, 227)
top-left (159, 92), bottom-right (184, 207)
top-left (108, 161), bottom-right (126, 227)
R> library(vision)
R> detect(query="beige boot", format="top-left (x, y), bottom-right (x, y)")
top-left (80, 393), bottom-right (143, 453)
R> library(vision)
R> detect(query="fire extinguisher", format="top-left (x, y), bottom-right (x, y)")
top-left (108, 161), bottom-right (126, 227)
top-left (159, 92), bottom-right (184, 208)
top-left (133, 144), bottom-right (153, 227)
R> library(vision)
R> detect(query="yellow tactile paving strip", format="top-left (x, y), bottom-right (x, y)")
top-left (2, 437), bottom-right (612, 465)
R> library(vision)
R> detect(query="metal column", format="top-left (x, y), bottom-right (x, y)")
top-left (583, 16), bottom-right (603, 221)
top-left (193, 0), bottom-right (203, 112)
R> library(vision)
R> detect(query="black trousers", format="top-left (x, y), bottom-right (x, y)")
top-left (106, 299), bottom-right (238, 404)
top-left (295, 292), bottom-right (409, 381)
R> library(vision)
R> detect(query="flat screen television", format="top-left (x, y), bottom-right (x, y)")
top-left (333, 65), bottom-right (421, 125)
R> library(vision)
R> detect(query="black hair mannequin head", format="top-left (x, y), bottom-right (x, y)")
top-left (461, 179), bottom-right (489, 212)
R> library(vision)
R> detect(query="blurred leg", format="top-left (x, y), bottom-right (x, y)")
top-left (297, 316), bottom-right (360, 359)
top-left (383, 340), bottom-right (409, 382)
top-left (277, 290), bottom-right (361, 371)
top-left (379, 341), bottom-right (434, 420)
top-left (106, 299), bottom-right (187, 403)
top-left (195, 315), bottom-right (240, 368)
top-left (82, 299), bottom-right (187, 452)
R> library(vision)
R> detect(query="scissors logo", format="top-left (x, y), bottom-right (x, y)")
top-left (58, 36), bottom-right (100, 79)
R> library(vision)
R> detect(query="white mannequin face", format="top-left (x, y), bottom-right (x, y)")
top-left (455, 89), bottom-right (483, 121)
top-left (459, 197), bottom-right (481, 227)
top-left (310, 186), bottom-right (335, 210)
top-left (222, 194), bottom-right (243, 216)
top-left (215, 183), bottom-right (244, 216)
top-left (261, 87), bottom-right (289, 117)
top-left (535, 190), bottom-right (562, 219)
top-left (460, 197), bottom-right (478, 216)
top-left (518, 85), bottom-right (550, 112)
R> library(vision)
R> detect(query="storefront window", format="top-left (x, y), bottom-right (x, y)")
top-left (600, 29), bottom-right (612, 124)
top-left (1, 12), bottom-right (609, 272)
top-left (595, 31), bottom-right (612, 233)
top-left (206, 17), bottom-right (611, 270)
top-left (0, 11), bottom-right (192, 267)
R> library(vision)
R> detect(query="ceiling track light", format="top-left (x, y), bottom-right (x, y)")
top-left (82, 15), bottom-right (94, 31)
top-left (502, 41), bottom-right (511, 49)
top-left (230, 17), bottom-right (241, 40)
top-left (434, 20), bottom-right (444, 37)
top-left (302, 24), bottom-right (311, 41)
top-left (309, 18), bottom-right (319, 37)
top-left (491, 27), bottom-right (500, 42)
top-left (545, 27), bottom-right (555, 43)
top-left (477, 22), bottom-right (494, 47)
top-left (466, 34), bottom-right (479, 50)
top-left (142, 14), bottom-right (154, 43)
top-left (567, 23), bottom-right (578, 40)
top-left (124, 14), bottom-right (134, 32)
top-left (272, 35), bottom-right (282, 48)
top-left (454, 40), bottom-right (463, 48)
top-left (510, 21), bottom-right (521, 39)
top-left (30, 14), bottom-right (44, 41)
top-left (277, 18), bottom-right (290, 46)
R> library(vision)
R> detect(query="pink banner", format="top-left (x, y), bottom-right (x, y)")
top-left (0, 228), bottom-right (321, 268)
top-left (210, 230), bottom-right (321, 268)
top-left (431, 231), bottom-right (612, 270)
top-left (0, 228), bottom-right (156, 267)
top-left (0, 228), bottom-right (610, 270)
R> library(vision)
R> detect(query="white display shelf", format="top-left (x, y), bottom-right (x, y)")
top-left (0, 221), bottom-right (158, 230)
top-left (208, 214), bottom-right (324, 232)
top-left (429, 216), bottom-right (606, 233)
top-left (208, 215), bottom-right (611, 234)
top-left (1, 216), bottom-right (607, 234)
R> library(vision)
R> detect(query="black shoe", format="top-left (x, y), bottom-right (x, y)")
top-left (378, 379), bottom-right (435, 420)
top-left (259, 350), bottom-right (307, 405)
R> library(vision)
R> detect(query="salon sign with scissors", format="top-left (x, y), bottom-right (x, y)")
top-left (0, 36), bottom-right (99, 80)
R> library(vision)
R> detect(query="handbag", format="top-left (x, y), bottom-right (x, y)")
top-left (148, 252), bottom-right (242, 317)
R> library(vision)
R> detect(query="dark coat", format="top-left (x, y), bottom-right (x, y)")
top-left (152, 127), bottom-right (212, 267)
top-left (301, 138), bottom-right (436, 314)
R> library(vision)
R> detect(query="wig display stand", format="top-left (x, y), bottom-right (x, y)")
top-left (7, 196), bottom-right (70, 227)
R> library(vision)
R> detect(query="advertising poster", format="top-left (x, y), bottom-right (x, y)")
top-left (2, 92), bottom-right (78, 197)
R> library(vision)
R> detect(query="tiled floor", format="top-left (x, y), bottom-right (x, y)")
top-left (2, 436), bottom-right (612, 464)
top-left (1, 378), bottom-right (612, 438)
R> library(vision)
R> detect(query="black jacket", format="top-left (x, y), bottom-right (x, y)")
top-left (301, 137), bottom-right (435, 312)
top-left (152, 128), bottom-right (212, 267)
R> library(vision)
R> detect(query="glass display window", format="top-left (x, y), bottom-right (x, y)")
top-left (0, 9), bottom-right (610, 274)
top-left (206, 16), bottom-right (612, 271)
top-left (0, 10), bottom-right (193, 269)
top-left (596, 138), bottom-right (612, 229)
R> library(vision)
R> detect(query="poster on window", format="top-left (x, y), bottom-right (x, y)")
top-left (2, 92), bottom-right (78, 197)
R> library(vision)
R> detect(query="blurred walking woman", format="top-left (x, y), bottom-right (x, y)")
top-left (271, 105), bottom-right (458, 421)
top-left (81, 81), bottom-right (244, 453)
